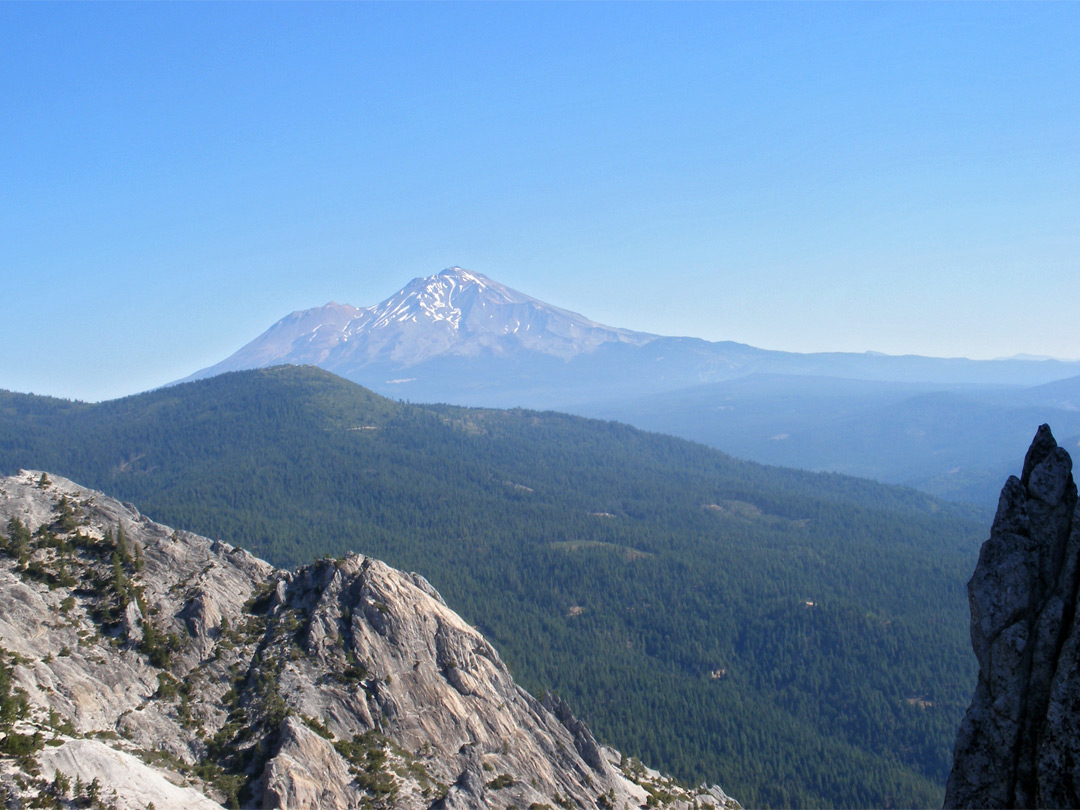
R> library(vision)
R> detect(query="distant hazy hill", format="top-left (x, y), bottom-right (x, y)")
top-left (0, 366), bottom-right (984, 807)
top-left (577, 374), bottom-right (1080, 509)
top-left (178, 267), bottom-right (1080, 507)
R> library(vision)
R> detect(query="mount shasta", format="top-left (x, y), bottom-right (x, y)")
top-left (184, 267), bottom-right (1080, 507)
top-left (184, 267), bottom-right (657, 401)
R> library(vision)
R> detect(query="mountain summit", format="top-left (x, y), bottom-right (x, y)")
top-left (185, 267), bottom-right (655, 386)
top-left (180, 265), bottom-right (1080, 412)
top-left (346, 266), bottom-right (655, 361)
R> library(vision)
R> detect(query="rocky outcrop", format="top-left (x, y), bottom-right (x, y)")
top-left (0, 470), bottom-right (737, 810)
top-left (944, 425), bottom-right (1080, 808)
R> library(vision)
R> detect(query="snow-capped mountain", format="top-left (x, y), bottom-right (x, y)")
top-left (165, 266), bottom-right (1080, 506)
top-left (181, 265), bottom-right (1080, 412)
top-left (186, 267), bottom-right (655, 386)
top-left (343, 267), bottom-right (655, 361)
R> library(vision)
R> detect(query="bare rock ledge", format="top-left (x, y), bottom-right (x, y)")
top-left (0, 470), bottom-right (737, 810)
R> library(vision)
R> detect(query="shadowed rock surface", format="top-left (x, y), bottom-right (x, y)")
top-left (0, 470), bottom-right (737, 810)
top-left (944, 424), bottom-right (1080, 808)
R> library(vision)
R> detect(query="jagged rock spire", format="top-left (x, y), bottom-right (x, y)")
top-left (944, 424), bottom-right (1080, 808)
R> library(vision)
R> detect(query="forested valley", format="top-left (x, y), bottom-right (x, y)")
top-left (0, 366), bottom-right (985, 807)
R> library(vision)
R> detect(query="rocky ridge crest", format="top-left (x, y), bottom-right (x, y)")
top-left (0, 470), bottom-right (736, 810)
top-left (945, 424), bottom-right (1080, 808)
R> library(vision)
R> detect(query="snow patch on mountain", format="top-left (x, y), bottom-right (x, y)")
top-left (182, 267), bottom-right (658, 383)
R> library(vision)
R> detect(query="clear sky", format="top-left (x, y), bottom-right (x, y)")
top-left (2, 2), bottom-right (1078, 401)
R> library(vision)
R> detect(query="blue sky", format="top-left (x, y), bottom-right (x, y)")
top-left (2, 2), bottom-right (1078, 401)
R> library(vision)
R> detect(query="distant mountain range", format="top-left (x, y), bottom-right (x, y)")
top-left (181, 267), bottom-right (1080, 507)
top-left (578, 374), bottom-right (1080, 508)
top-left (184, 266), bottom-right (1080, 401)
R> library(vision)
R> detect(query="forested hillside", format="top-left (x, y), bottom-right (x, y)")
top-left (0, 366), bottom-right (984, 807)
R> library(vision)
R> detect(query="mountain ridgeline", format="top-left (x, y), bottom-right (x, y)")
top-left (183, 267), bottom-right (656, 381)
top-left (577, 374), bottom-right (1080, 509)
top-left (0, 366), bottom-right (985, 807)
top-left (185, 267), bottom-right (1080, 404)
top-left (179, 266), bottom-right (1080, 509)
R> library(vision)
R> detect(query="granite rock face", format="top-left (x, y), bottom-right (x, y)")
top-left (944, 425), bottom-right (1080, 808)
top-left (0, 470), bottom-right (738, 809)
